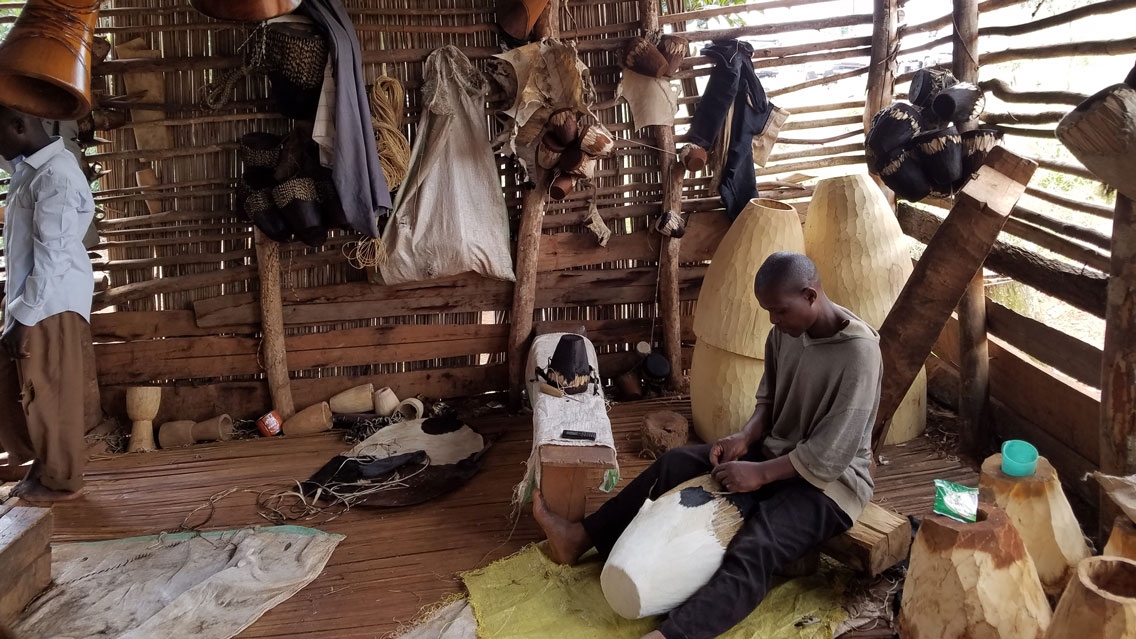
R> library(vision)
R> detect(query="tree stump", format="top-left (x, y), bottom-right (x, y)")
top-left (979, 453), bottom-right (1091, 597)
top-left (1106, 517), bottom-right (1136, 561)
top-left (1046, 556), bottom-right (1136, 638)
top-left (899, 504), bottom-right (1051, 639)
top-left (640, 410), bottom-right (689, 457)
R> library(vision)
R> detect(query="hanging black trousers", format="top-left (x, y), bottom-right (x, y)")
top-left (582, 444), bottom-right (853, 639)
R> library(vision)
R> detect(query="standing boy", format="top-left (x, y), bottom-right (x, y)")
top-left (0, 104), bottom-right (96, 502)
top-left (534, 251), bottom-right (883, 639)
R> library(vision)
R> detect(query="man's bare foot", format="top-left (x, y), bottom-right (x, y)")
top-left (532, 490), bottom-right (592, 565)
top-left (13, 478), bottom-right (82, 503)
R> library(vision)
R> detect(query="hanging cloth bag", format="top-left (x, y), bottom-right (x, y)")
top-left (379, 46), bottom-right (515, 284)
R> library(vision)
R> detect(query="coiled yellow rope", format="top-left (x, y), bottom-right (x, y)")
top-left (369, 76), bottom-right (411, 189)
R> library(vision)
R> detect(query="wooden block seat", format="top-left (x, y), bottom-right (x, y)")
top-left (820, 502), bottom-right (912, 577)
top-left (0, 506), bottom-right (53, 625)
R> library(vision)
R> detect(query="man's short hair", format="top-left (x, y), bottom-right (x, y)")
top-left (754, 251), bottom-right (820, 293)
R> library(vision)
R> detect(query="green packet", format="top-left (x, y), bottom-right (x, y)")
top-left (933, 479), bottom-right (979, 523)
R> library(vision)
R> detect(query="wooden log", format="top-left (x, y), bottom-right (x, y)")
top-left (0, 507), bottom-right (52, 588)
top-left (539, 445), bottom-right (618, 523)
top-left (1099, 194), bottom-right (1136, 535)
top-left (863, 0), bottom-right (897, 137)
top-left (1045, 556), bottom-right (1136, 638)
top-left (819, 502), bottom-right (911, 577)
top-left (1022, 188), bottom-right (1115, 222)
top-left (1057, 84), bottom-right (1136, 202)
top-left (254, 228), bottom-right (294, 420)
top-left (897, 203), bottom-right (1109, 318)
top-left (1002, 216), bottom-right (1111, 273)
top-left (982, 38), bottom-right (1136, 66)
top-left (899, 505), bottom-right (1052, 639)
top-left (872, 147), bottom-right (1037, 451)
top-left (979, 454), bottom-right (1092, 597)
top-left (978, 78), bottom-right (1088, 107)
top-left (1105, 516), bottom-right (1136, 560)
top-left (507, 178), bottom-right (548, 411)
top-left (670, 13), bottom-right (872, 41)
top-left (897, 0), bottom-right (1026, 37)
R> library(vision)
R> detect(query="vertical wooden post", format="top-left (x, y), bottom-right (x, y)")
top-left (507, 176), bottom-right (548, 410)
top-left (953, 0), bottom-right (990, 457)
top-left (1100, 194), bottom-right (1136, 534)
top-left (507, 0), bottom-right (560, 411)
top-left (254, 228), bottom-right (294, 419)
top-left (864, 0), bottom-right (898, 202)
top-left (640, 0), bottom-right (686, 391)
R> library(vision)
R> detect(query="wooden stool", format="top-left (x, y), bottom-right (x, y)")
top-left (539, 445), bottom-right (618, 523)
top-left (979, 453), bottom-right (1091, 597)
top-left (0, 507), bottom-right (52, 625)
top-left (820, 502), bottom-right (911, 577)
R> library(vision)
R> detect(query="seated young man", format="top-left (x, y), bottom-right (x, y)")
top-left (533, 251), bottom-right (882, 639)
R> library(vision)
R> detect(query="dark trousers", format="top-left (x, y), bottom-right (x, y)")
top-left (583, 444), bottom-right (853, 639)
top-left (0, 312), bottom-right (97, 492)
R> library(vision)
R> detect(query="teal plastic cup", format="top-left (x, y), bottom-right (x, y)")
top-left (1001, 440), bottom-right (1039, 477)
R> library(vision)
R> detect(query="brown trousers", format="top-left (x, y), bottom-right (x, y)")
top-left (0, 312), bottom-right (98, 492)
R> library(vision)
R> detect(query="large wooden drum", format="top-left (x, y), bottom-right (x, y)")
top-left (601, 475), bottom-right (743, 619)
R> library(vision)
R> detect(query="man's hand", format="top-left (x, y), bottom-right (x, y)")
top-left (709, 431), bottom-right (750, 466)
top-left (2, 322), bottom-right (30, 359)
top-left (711, 461), bottom-right (768, 493)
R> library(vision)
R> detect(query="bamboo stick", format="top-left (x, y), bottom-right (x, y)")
top-left (756, 154), bottom-right (866, 176)
top-left (980, 111), bottom-right (1066, 125)
top-left (767, 142), bottom-right (864, 162)
top-left (769, 65), bottom-right (869, 98)
top-left (989, 124), bottom-right (1055, 139)
top-left (659, 0), bottom-right (844, 24)
top-left (982, 0), bottom-right (1136, 37)
top-left (671, 13), bottom-right (873, 41)
top-left (777, 129), bottom-right (864, 145)
top-left (1013, 205), bottom-right (1111, 249)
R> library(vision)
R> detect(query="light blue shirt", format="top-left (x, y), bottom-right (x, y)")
top-left (3, 137), bottom-right (94, 332)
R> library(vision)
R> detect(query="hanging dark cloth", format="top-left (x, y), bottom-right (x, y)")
top-left (686, 39), bottom-right (774, 222)
top-left (297, 0), bottom-right (392, 237)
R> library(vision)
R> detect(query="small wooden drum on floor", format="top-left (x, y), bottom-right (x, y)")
top-left (601, 474), bottom-right (743, 619)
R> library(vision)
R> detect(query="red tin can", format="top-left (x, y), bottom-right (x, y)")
top-left (257, 410), bottom-right (283, 437)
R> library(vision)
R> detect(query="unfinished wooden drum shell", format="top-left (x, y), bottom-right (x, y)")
top-left (329, 384), bottom-right (375, 414)
top-left (1045, 556), bottom-right (1136, 638)
top-left (804, 174), bottom-right (926, 443)
top-left (690, 341), bottom-right (764, 444)
top-left (283, 402), bottom-right (333, 436)
top-left (157, 420), bottom-right (197, 449)
top-left (190, 0), bottom-right (301, 22)
top-left (0, 0), bottom-right (100, 120)
top-left (899, 504), bottom-right (1052, 639)
top-left (373, 387), bottom-right (401, 417)
top-left (692, 197), bottom-right (805, 359)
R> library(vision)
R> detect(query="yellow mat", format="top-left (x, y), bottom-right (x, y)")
top-left (461, 544), bottom-right (849, 639)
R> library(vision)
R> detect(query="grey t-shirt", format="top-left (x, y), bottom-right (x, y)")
top-left (756, 308), bottom-right (883, 520)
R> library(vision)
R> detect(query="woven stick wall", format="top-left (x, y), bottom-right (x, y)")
top-left (0, 0), bottom-right (1128, 427)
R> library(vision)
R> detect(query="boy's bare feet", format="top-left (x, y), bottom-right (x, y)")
top-left (532, 490), bottom-right (592, 565)
top-left (12, 478), bottom-right (82, 503)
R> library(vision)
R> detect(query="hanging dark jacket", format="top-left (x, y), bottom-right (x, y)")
top-left (687, 39), bottom-right (774, 222)
top-left (298, 0), bottom-right (392, 238)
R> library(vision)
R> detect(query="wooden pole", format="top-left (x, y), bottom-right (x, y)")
top-left (506, 0), bottom-right (560, 411)
top-left (638, 0), bottom-right (686, 391)
top-left (952, 0), bottom-right (990, 457)
top-left (507, 176), bottom-right (549, 411)
top-left (254, 228), bottom-right (295, 420)
top-left (1100, 194), bottom-right (1136, 535)
top-left (872, 147), bottom-right (1036, 451)
top-left (863, 0), bottom-right (897, 203)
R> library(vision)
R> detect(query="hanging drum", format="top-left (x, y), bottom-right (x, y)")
top-left (190, 0), bottom-right (301, 22)
top-left (0, 0), bottom-right (101, 120)
top-left (264, 20), bottom-right (329, 120)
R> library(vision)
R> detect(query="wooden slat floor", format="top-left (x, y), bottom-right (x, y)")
top-left (22, 398), bottom-right (975, 638)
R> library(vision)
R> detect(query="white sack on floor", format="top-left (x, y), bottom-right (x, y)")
top-left (15, 525), bottom-right (343, 639)
top-left (396, 598), bottom-right (478, 639)
top-left (379, 45), bottom-right (515, 285)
